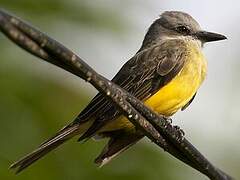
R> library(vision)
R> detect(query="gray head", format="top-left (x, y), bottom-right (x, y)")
top-left (140, 11), bottom-right (226, 50)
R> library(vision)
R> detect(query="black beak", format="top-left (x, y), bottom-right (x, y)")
top-left (195, 31), bottom-right (227, 42)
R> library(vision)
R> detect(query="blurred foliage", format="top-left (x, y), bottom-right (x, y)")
top-left (0, 0), bottom-right (128, 32)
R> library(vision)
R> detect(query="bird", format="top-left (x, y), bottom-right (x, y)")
top-left (10, 11), bottom-right (227, 173)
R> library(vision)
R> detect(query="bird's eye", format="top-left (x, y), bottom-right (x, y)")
top-left (176, 25), bottom-right (191, 35)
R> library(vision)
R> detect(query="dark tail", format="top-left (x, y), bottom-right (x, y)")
top-left (10, 123), bottom-right (80, 173)
top-left (95, 132), bottom-right (143, 167)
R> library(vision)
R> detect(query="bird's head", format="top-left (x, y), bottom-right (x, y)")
top-left (141, 11), bottom-right (227, 50)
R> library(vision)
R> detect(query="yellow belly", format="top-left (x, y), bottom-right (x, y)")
top-left (101, 44), bottom-right (207, 132)
top-left (145, 51), bottom-right (207, 116)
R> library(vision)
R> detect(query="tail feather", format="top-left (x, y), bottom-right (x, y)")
top-left (10, 123), bottom-right (79, 173)
top-left (95, 133), bottom-right (143, 167)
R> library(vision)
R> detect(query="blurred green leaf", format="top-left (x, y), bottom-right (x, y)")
top-left (1, 0), bottom-right (128, 32)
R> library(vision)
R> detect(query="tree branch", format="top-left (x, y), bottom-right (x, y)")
top-left (0, 9), bottom-right (233, 180)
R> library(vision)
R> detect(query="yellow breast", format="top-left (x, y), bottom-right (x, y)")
top-left (145, 42), bottom-right (207, 116)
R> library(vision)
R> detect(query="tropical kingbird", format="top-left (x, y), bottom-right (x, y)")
top-left (11, 11), bottom-right (226, 173)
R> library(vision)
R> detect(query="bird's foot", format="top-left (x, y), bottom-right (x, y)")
top-left (173, 125), bottom-right (185, 142)
top-left (165, 117), bottom-right (172, 124)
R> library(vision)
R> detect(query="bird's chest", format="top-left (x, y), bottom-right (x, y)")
top-left (145, 45), bottom-right (207, 116)
top-left (177, 46), bottom-right (207, 93)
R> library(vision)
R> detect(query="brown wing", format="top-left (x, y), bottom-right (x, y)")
top-left (76, 40), bottom-right (188, 140)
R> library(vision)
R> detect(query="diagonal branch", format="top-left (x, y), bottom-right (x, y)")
top-left (0, 9), bottom-right (233, 180)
